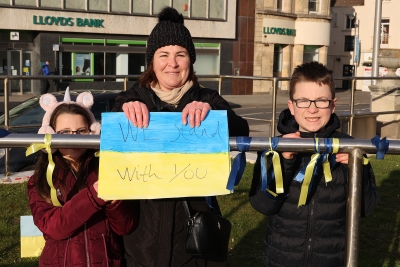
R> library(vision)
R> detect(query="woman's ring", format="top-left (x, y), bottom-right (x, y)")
top-left (195, 108), bottom-right (202, 112)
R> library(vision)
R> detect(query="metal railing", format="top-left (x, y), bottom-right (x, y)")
top-left (3, 74), bottom-right (400, 135)
top-left (0, 133), bottom-right (397, 267)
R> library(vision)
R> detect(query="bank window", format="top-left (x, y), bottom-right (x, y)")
top-left (13, 0), bottom-right (35, 6)
top-left (344, 36), bottom-right (354, 52)
top-left (88, 0), bottom-right (108, 12)
top-left (111, 0), bottom-right (130, 12)
top-left (381, 19), bottom-right (389, 45)
top-left (277, 0), bottom-right (283, 11)
top-left (309, 0), bottom-right (319, 13)
top-left (60, 38), bottom-right (147, 81)
top-left (40, 0), bottom-right (60, 8)
top-left (193, 43), bottom-right (220, 76)
top-left (346, 14), bottom-right (356, 29)
top-left (65, 0), bottom-right (85, 10)
top-left (210, 0), bottom-right (225, 19)
top-left (303, 46), bottom-right (319, 63)
top-left (192, 0), bottom-right (207, 18)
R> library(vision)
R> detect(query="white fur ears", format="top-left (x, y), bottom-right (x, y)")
top-left (38, 87), bottom-right (101, 135)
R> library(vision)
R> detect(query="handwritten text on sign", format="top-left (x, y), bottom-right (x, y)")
top-left (98, 111), bottom-right (231, 199)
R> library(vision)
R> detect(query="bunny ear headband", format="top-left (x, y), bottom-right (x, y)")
top-left (38, 87), bottom-right (101, 135)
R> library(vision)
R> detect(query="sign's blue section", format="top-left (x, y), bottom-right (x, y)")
top-left (20, 216), bottom-right (42, 237)
top-left (100, 111), bottom-right (229, 153)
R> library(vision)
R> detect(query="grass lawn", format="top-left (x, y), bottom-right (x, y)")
top-left (1, 155), bottom-right (399, 266)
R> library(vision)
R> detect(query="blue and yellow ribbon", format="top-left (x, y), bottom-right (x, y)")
top-left (371, 135), bottom-right (389, 160)
top-left (296, 138), bottom-right (340, 206)
top-left (226, 136), bottom-right (252, 192)
top-left (260, 137), bottom-right (283, 197)
top-left (26, 134), bottom-right (62, 207)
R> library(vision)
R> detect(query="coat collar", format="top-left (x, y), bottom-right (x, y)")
top-left (277, 108), bottom-right (341, 138)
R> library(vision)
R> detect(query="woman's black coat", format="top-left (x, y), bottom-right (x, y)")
top-left (112, 82), bottom-right (249, 267)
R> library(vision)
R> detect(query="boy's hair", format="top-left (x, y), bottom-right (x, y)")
top-left (289, 61), bottom-right (335, 99)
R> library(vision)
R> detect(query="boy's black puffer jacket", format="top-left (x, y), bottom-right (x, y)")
top-left (249, 109), bottom-right (379, 267)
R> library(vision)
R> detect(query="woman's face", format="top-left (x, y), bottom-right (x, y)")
top-left (152, 45), bottom-right (191, 91)
top-left (55, 113), bottom-right (89, 161)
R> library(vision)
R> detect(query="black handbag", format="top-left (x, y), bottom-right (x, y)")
top-left (183, 200), bottom-right (232, 262)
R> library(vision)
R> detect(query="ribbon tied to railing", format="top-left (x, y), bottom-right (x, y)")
top-left (371, 135), bottom-right (389, 160)
top-left (259, 137), bottom-right (283, 197)
top-left (226, 136), bottom-right (252, 192)
top-left (26, 134), bottom-right (62, 207)
top-left (295, 138), bottom-right (339, 206)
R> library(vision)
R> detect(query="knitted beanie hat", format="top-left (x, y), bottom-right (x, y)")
top-left (146, 7), bottom-right (196, 67)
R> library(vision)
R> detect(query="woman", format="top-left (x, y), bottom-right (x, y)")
top-left (112, 7), bottom-right (249, 267)
top-left (28, 90), bottom-right (138, 267)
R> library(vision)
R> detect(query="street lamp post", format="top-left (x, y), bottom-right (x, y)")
top-left (372, 0), bottom-right (383, 85)
top-left (349, 14), bottom-right (359, 89)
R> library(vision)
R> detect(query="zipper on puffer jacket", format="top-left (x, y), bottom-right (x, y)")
top-left (63, 238), bottom-right (71, 267)
top-left (84, 223), bottom-right (91, 267)
top-left (102, 234), bottom-right (110, 267)
top-left (305, 198), bottom-right (315, 266)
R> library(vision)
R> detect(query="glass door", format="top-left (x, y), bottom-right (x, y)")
top-left (10, 51), bottom-right (21, 94)
top-left (0, 50), bottom-right (29, 95)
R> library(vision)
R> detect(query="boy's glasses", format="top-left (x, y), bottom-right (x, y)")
top-left (292, 99), bottom-right (332, 109)
top-left (56, 129), bottom-right (91, 135)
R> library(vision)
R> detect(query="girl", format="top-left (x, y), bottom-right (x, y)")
top-left (27, 90), bottom-right (138, 267)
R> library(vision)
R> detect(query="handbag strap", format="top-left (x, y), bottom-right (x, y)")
top-left (182, 200), bottom-right (193, 221)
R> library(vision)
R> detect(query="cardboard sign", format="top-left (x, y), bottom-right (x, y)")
top-left (98, 111), bottom-right (231, 200)
top-left (20, 215), bottom-right (44, 258)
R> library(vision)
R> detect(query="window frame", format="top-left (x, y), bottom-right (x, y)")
top-left (344, 35), bottom-right (355, 52)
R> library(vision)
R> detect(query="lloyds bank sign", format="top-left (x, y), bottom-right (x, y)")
top-left (33, 15), bottom-right (105, 28)
top-left (263, 27), bottom-right (296, 36)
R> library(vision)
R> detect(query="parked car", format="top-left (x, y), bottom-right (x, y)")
top-left (0, 89), bottom-right (121, 174)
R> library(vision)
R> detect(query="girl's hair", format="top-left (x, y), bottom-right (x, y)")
top-left (33, 103), bottom-right (95, 202)
top-left (139, 58), bottom-right (198, 88)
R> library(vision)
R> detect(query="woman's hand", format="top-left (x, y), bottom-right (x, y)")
top-left (281, 131), bottom-right (301, 159)
top-left (93, 181), bottom-right (117, 204)
top-left (182, 101), bottom-right (212, 128)
top-left (122, 101), bottom-right (149, 128)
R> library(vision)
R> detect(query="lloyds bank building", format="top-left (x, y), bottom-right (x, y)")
top-left (0, 0), bottom-right (331, 95)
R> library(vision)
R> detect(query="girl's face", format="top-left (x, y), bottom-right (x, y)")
top-left (55, 113), bottom-right (89, 161)
top-left (152, 45), bottom-right (191, 91)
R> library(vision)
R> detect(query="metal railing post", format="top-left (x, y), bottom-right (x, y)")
top-left (345, 148), bottom-right (363, 267)
top-left (124, 77), bottom-right (127, 91)
top-left (271, 77), bottom-right (278, 136)
top-left (3, 78), bottom-right (10, 175)
top-left (349, 77), bottom-right (356, 136)
top-left (218, 76), bottom-right (222, 95)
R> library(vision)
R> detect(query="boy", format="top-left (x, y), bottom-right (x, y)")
top-left (249, 61), bottom-right (379, 267)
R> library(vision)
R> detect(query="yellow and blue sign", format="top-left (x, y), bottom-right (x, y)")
top-left (20, 215), bottom-right (44, 258)
top-left (98, 111), bottom-right (231, 200)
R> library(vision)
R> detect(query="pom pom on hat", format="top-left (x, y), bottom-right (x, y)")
top-left (146, 7), bottom-right (196, 66)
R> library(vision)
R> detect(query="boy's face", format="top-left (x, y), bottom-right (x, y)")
top-left (288, 81), bottom-right (337, 133)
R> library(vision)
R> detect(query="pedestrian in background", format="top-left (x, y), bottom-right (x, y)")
top-left (112, 6), bottom-right (249, 267)
top-left (40, 60), bottom-right (51, 94)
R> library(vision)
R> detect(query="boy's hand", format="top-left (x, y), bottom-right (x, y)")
top-left (335, 152), bottom-right (348, 164)
top-left (281, 131), bottom-right (301, 159)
